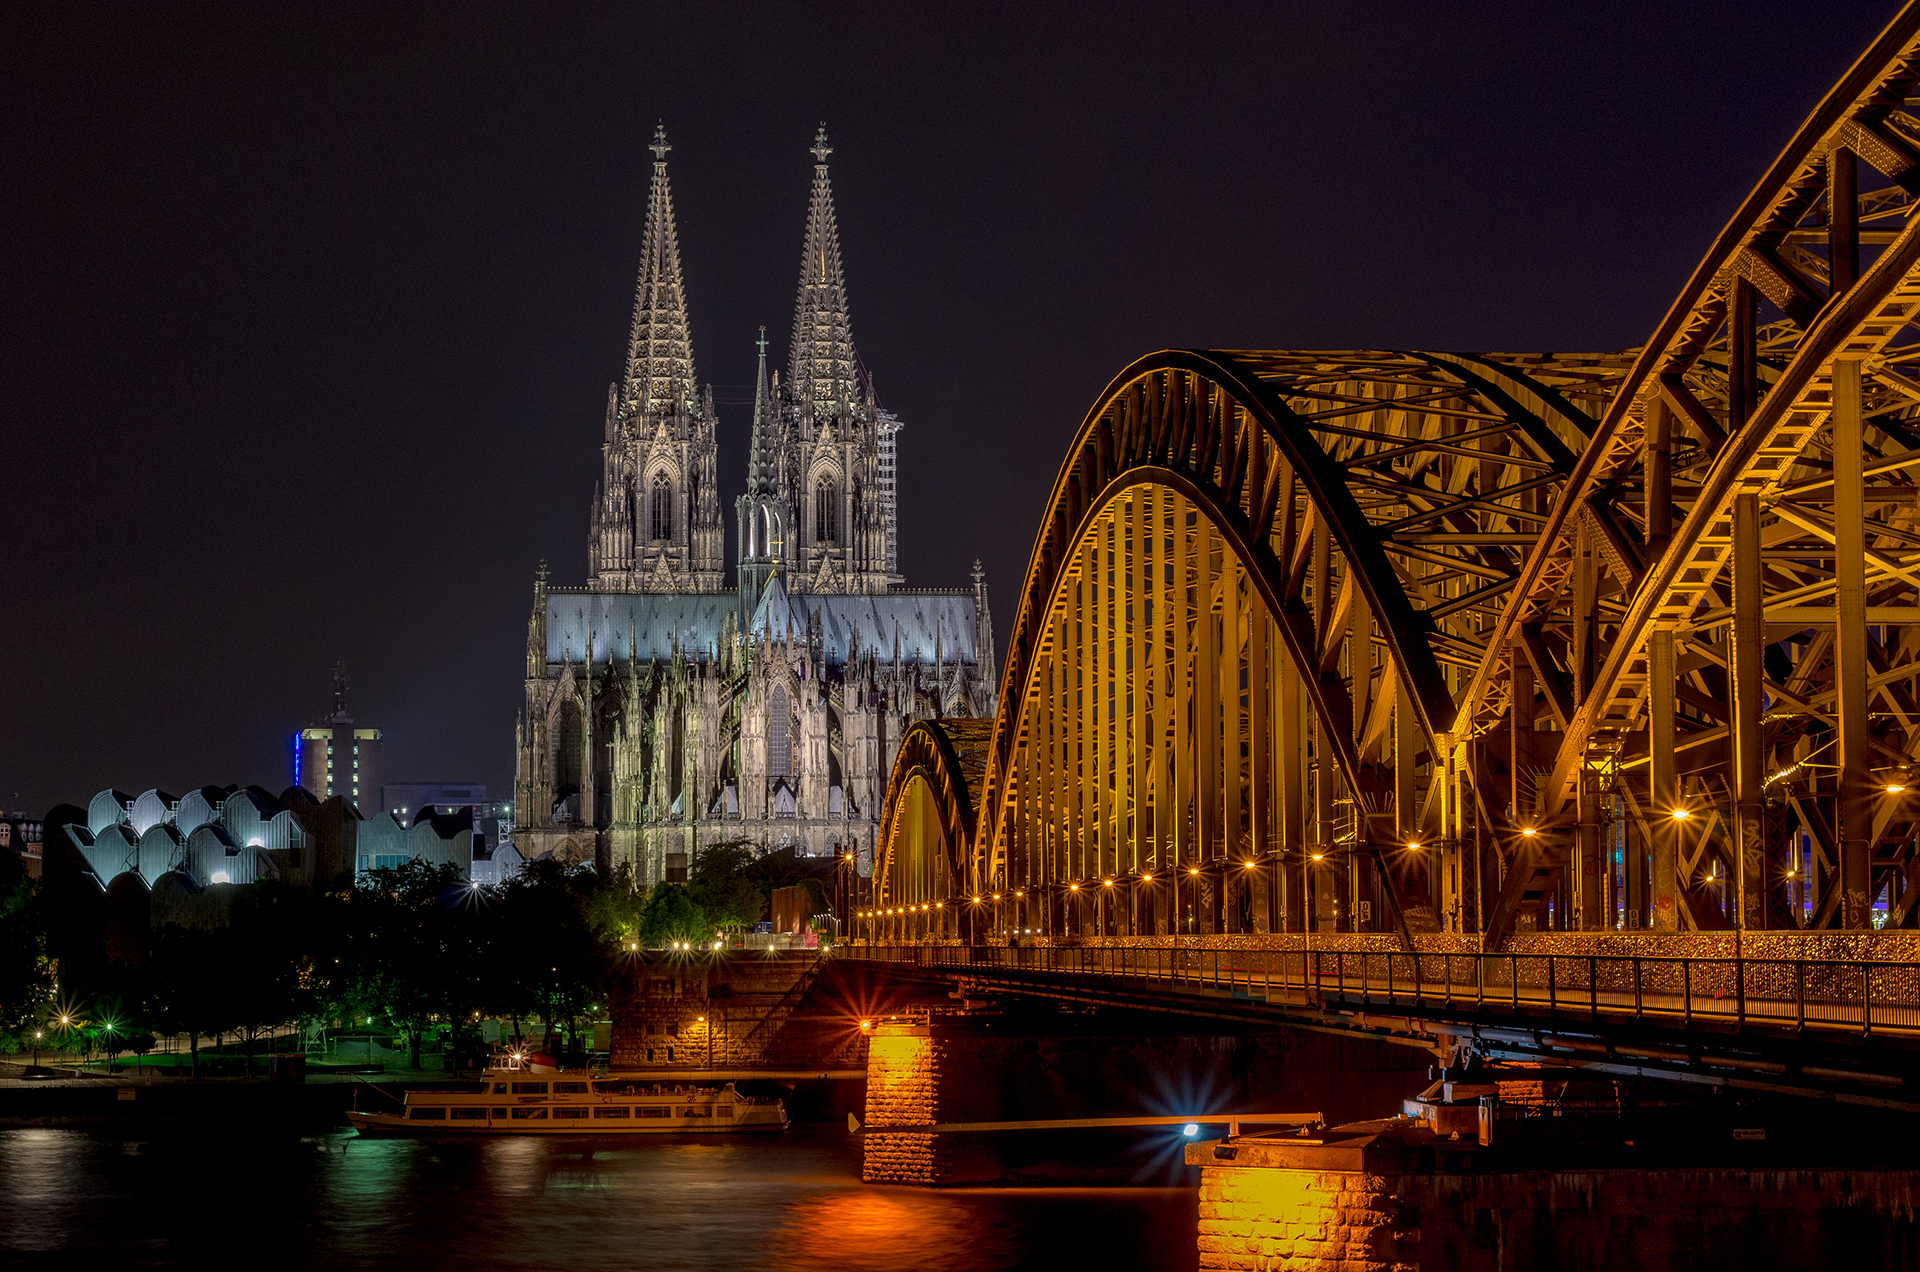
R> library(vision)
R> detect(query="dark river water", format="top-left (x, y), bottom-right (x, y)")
top-left (0, 1125), bottom-right (1200, 1271)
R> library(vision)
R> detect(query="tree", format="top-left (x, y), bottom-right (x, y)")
top-left (588, 861), bottom-right (649, 947)
top-left (0, 850), bottom-right (51, 1049)
top-left (147, 923), bottom-right (232, 1078)
top-left (491, 860), bottom-right (605, 1060)
top-left (687, 841), bottom-right (767, 932)
top-left (637, 883), bottom-right (708, 945)
top-left (223, 881), bottom-right (326, 1078)
top-left (342, 859), bottom-right (472, 1070)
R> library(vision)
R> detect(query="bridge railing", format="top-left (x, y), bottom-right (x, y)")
top-left (846, 943), bottom-right (1920, 1037)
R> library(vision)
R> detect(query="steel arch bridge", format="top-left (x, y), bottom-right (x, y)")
top-left (869, 4), bottom-right (1920, 948)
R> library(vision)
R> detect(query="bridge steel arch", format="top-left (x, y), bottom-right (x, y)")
top-left (869, 719), bottom-right (993, 943)
top-left (1471, 3), bottom-right (1920, 940)
top-left (889, 348), bottom-right (1630, 944)
top-left (866, 3), bottom-right (1920, 949)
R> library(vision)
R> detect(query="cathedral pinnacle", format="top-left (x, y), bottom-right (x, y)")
top-left (747, 325), bottom-right (776, 496)
top-left (789, 125), bottom-right (857, 421)
top-left (620, 125), bottom-right (697, 422)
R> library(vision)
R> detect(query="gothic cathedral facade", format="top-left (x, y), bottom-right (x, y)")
top-left (513, 128), bottom-right (996, 884)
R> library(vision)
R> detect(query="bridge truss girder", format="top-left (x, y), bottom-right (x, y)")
top-left (868, 3), bottom-right (1920, 948)
top-left (959, 347), bottom-right (1629, 944)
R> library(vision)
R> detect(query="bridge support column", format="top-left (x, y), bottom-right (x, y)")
top-left (1650, 626), bottom-right (1679, 932)
top-left (862, 1023), bottom-right (949, 1185)
top-left (1835, 357), bottom-right (1873, 929)
top-left (1731, 491), bottom-right (1767, 929)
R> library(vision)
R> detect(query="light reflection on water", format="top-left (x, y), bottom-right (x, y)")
top-left (0, 1126), bottom-right (1196, 1272)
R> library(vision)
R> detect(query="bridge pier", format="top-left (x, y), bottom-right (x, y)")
top-left (858, 1011), bottom-right (1433, 1186)
top-left (1186, 1120), bottom-right (1920, 1271)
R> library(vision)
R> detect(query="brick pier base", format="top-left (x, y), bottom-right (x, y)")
top-left (1186, 1121), bottom-right (1920, 1271)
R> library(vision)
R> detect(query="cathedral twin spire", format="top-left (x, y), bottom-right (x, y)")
top-left (620, 124), bottom-right (697, 422)
top-left (789, 126), bottom-right (861, 423)
top-left (596, 123), bottom-right (895, 598)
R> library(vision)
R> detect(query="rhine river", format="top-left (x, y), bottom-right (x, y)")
top-left (0, 1124), bottom-right (1200, 1270)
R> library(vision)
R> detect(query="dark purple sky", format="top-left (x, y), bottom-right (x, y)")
top-left (2, 1), bottom-right (1899, 816)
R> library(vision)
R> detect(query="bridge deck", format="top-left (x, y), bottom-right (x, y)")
top-left (848, 943), bottom-right (1920, 1037)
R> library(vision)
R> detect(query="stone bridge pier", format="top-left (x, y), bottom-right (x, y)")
top-left (857, 1008), bottom-right (1433, 1187)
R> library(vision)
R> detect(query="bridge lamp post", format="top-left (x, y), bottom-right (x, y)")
top-left (1240, 859), bottom-right (1260, 936)
top-left (1014, 889), bottom-right (1026, 938)
top-left (1306, 852), bottom-right (1326, 935)
top-left (1101, 879), bottom-right (1114, 937)
top-left (1134, 874), bottom-right (1152, 937)
top-left (1186, 867), bottom-right (1202, 937)
top-left (991, 893), bottom-right (1002, 942)
top-left (1068, 883), bottom-right (1081, 938)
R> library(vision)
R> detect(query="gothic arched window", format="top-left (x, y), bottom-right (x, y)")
top-left (815, 477), bottom-right (837, 543)
top-left (767, 685), bottom-right (791, 778)
top-left (650, 473), bottom-right (674, 541)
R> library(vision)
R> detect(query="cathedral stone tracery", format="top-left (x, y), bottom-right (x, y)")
top-left (515, 126), bottom-right (996, 883)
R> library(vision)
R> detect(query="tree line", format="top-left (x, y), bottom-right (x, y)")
top-left (0, 840), bottom-right (834, 1074)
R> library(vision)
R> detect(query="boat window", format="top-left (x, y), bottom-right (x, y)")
top-left (639, 1107), bottom-right (671, 1118)
top-left (407, 1107), bottom-right (447, 1120)
top-left (683, 1107), bottom-right (711, 1118)
top-left (451, 1108), bottom-right (486, 1120)
top-left (595, 1082), bottom-right (641, 1095)
top-left (554, 1082), bottom-right (589, 1094)
top-left (511, 1082), bottom-right (548, 1094)
top-left (554, 1108), bottom-right (589, 1120)
top-left (492, 1083), bottom-right (511, 1093)
top-left (510, 1108), bottom-right (549, 1119)
top-left (593, 1107), bottom-right (631, 1119)
top-left (491, 1108), bottom-right (509, 1118)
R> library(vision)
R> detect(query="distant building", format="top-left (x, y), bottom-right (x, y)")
top-left (53, 783), bottom-right (493, 895)
top-left (1, 812), bottom-right (43, 878)
top-left (382, 781), bottom-right (486, 814)
top-left (381, 784), bottom-right (518, 879)
top-left (294, 663), bottom-right (381, 807)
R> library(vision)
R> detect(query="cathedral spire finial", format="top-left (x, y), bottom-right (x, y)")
top-left (810, 124), bottom-right (832, 166)
top-left (620, 124), bottom-right (696, 422)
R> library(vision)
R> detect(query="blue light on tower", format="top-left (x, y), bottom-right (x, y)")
top-left (292, 732), bottom-right (302, 786)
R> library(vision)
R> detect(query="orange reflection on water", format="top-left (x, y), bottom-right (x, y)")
top-left (769, 1186), bottom-right (1015, 1272)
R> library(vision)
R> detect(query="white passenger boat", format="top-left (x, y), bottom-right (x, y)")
top-left (347, 1070), bottom-right (789, 1136)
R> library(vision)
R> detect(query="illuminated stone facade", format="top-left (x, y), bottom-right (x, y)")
top-left (514, 128), bottom-right (996, 880)
top-left (860, 1024), bottom-right (945, 1184)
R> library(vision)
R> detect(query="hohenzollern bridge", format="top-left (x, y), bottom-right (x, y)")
top-left (847, 5), bottom-right (1920, 1109)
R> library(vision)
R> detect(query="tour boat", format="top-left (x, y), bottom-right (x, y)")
top-left (347, 1071), bottom-right (789, 1136)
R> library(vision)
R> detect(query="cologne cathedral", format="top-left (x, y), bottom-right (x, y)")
top-left (512, 127), bottom-right (996, 883)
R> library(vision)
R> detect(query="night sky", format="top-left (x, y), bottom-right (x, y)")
top-left (2, 2), bottom-right (1899, 817)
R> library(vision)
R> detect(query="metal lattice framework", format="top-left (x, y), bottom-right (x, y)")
top-left (866, 4), bottom-right (1920, 945)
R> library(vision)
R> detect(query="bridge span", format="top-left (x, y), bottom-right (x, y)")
top-left (845, 5), bottom-right (1920, 1122)
top-left (871, 4), bottom-right (1920, 951)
